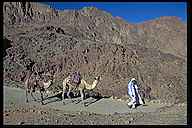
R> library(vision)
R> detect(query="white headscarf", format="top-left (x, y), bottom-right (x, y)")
top-left (130, 78), bottom-right (136, 82)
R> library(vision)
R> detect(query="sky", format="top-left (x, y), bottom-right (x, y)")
top-left (43, 2), bottom-right (187, 24)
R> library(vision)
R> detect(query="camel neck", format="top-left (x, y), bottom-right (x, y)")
top-left (90, 79), bottom-right (98, 90)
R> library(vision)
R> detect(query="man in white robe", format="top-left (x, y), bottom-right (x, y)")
top-left (127, 78), bottom-right (144, 108)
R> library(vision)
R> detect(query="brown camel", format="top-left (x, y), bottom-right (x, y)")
top-left (25, 71), bottom-right (53, 105)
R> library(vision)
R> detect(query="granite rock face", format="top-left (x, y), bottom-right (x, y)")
top-left (3, 2), bottom-right (187, 103)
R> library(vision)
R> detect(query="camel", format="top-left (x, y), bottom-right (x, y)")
top-left (25, 71), bottom-right (53, 105)
top-left (62, 75), bottom-right (100, 106)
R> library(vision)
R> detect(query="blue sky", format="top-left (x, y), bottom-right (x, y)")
top-left (43, 2), bottom-right (187, 24)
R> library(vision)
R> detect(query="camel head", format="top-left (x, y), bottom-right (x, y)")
top-left (89, 76), bottom-right (100, 90)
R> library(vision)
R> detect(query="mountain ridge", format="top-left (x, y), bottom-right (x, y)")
top-left (3, 2), bottom-right (187, 103)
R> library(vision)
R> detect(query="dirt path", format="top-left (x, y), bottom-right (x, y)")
top-left (4, 86), bottom-right (168, 114)
top-left (3, 86), bottom-right (187, 125)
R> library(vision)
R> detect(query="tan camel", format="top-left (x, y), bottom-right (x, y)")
top-left (25, 71), bottom-right (53, 105)
top-left (62, 76), bottom-right (100, 106)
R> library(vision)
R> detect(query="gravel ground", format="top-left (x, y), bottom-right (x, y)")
top-left (3, 86), bottom-right (187, 125)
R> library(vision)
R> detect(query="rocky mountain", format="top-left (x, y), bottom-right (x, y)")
top-left (3, 2), bottom-right (187, 103)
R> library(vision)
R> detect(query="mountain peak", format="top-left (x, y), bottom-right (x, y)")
top-left (81, 6), bottom-right (99, 11)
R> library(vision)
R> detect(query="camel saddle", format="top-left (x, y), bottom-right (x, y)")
top-left (68, 72), bottom-right (81, 87)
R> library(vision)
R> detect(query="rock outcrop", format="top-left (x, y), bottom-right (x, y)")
top-left (3, 2), bottom-right (187, 103)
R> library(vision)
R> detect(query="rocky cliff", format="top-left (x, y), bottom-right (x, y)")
top-left (3, 2), bottom-right (187, 103)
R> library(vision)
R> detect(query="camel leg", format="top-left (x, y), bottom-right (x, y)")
top-left (62, 85), bottom-right (67, 104)
top-left (79, 89), bottom-right (85, 106)
top-left (26, 89), bottom-right (29, 103)
top-left (67, 86), bottom-right (72, 99)
top-left (44, 91), bottom-right (49, 98)
top-left (30, 89), bottom-right (37, 101)
top-left (40, 90), bottom-right (44, 105)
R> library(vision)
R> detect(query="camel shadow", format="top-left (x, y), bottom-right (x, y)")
top-left (84, 95), bottom-right (110, 107)
top-left (42, 92), bottom-right (63, 105)
top-left (71, 95), bottom-right (110, 107)
top-left (42, 91), bottom-right (88, 105)
top-left (42, 91), bottom-right (110, 106)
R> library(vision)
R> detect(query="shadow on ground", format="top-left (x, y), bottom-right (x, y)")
top-left (43, 90), bottom-right (111, 107)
